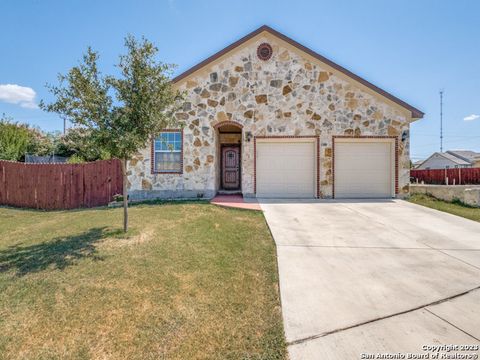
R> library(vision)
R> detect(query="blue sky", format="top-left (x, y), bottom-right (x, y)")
top-left (1, 0), bottom-right (479, 160)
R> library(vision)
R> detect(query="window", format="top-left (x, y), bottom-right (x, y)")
top-left (153, 131), bottom-right (182, 173)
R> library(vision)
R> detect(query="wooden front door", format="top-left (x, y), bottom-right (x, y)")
top-left (222, 146), bottom-right (240, 189)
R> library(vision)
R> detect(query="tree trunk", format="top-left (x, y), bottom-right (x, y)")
top-left (121, 158), bottom-right (129, 233)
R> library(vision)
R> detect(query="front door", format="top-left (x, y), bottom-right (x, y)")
top-left (222, 146), bottom-right (240, 189)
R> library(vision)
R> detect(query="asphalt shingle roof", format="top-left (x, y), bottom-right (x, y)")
top-left (446, 150), bottom-right (480, 163)
top-left (440, 152), bottom-right (472, 165)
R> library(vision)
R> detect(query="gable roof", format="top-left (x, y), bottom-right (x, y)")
top-left (420, 152), bottom-right (471, 167)
top-left (415, 152), bottom-right (471, 169)
top-left (439, 152), bottom-right (471, 165)
top-left (172, 25), bottom-right (424, 119)
top-left (446, 150), bottom-right (480, 163)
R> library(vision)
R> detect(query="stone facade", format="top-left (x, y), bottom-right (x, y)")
top-left (127, 33), bottom-right (413, 200)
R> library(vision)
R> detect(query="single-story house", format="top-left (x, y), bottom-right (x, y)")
top-left (446, 150), bottom-right (480, 168)
top-left (127, 25), bottom-right (423, 200)
top-left (416, 150), bottom-right (480, 170)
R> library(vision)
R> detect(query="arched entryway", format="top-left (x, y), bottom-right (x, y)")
top-left (214, 121), bottom-right (243, 194)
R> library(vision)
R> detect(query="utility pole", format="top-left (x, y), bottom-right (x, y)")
top-left (440, 90), bottom-right (444, 152)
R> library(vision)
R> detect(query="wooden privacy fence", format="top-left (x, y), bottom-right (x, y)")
top-left (0, 159), bottom-right (123, 210)
top-left (411, 168), bottom-right (480, 185)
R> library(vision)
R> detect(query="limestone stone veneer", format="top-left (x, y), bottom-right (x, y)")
top-left (127, 26), bottom-right (422, 200)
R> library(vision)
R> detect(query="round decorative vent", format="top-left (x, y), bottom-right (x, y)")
top-left (257, 43), bottom-right (273, 61)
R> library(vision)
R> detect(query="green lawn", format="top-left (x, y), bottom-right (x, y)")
top-left (0, 202), bottom-right (286, 360)
top-left (409, 193), bottom-right (480, 223)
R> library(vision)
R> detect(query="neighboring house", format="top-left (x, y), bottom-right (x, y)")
top-left (24, 154), bottom-right (69, 163)
top-left (416, 150), bottom-right (480, 170)
top-left (446, 150), bottom-right (480, 168)
top-left (475, 157), bottom-right (480, 168)
top-left (127, 25), bottom-right (423, 200)
top-left (412, 160), bottom-right (425, 169)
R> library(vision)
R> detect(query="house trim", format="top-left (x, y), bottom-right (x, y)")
top-left (172, 25), bottom-right (423, 119)
top-left (213, 120), bottom-right (244, 130)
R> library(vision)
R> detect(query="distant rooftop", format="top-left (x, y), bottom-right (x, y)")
top-left (440, 152), bottom-right (471, 165)
top-left (446, 150), bottom-right (480, 163)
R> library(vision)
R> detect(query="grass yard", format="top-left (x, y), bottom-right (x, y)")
top-left (409, 193), bottom-right (480, 223)
top-left (0, 202), bottom-right (286, 360)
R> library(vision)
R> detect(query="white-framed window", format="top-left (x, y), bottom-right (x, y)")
top-left (153, 131), bottom-right (182, 173)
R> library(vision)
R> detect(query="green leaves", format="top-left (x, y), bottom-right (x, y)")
top-left (0, 119), bottom-right (31, 161)
top-left (0, 116), bottom-right (55, 161)
top-left (41, 35), bottom-right (183, 161)
top-left (40, 48), bottom-right (112, 131)
top-left (40, 35), bottom-right (185, 231)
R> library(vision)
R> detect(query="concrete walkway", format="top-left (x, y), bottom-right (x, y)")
top-left (260, 199), bottom-right (480, 359)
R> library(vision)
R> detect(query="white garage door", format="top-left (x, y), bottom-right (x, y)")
top-left (256, 140), bottom-right (316, 198)
top-left (334, 140), bottom-right (394, 198)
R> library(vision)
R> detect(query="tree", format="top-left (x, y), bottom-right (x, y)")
top-left (0, 116), bottom-right (32, 161)
top-left (41, 36), bottom-right (183, 232)
top-left (56, 127), bottom-right (111, 162)
top-left (28, 129), bottom-right (57, 157)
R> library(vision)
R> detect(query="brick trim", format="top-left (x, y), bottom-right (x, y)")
top-left (257, 43), bottom-right (273, 61)
top-left (213, 120), bottom-right (244, 130)
top-left (151, 129), bottom-right (184, 175)
top-left (332, 135), bottom-right (399, 198)
top-left (254, 135), bottom-right (320, 198)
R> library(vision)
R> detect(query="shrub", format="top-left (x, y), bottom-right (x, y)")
top-left (0, 117), bottom-right (34, 161)
top-left (67, 154), bottom-right (85, 164)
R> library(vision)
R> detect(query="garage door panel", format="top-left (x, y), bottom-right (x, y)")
top-left (335, 141), bottom-right (393, 199)
top-left (256, 141), bottom-right (315, 198)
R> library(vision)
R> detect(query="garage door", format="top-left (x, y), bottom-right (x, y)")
top-left (256, 140), bottom-right (316, 198)
top-left (334, 139), bottom-right (394, 198)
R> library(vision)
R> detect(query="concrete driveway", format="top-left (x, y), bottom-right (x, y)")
top-left (260, 199), bottom-right (480, 359)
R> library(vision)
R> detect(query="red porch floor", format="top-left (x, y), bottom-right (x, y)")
top-left (210, 195), bottom-right (262, 211)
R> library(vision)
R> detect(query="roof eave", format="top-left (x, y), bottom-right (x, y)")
top-left (172, 25), bottom-right (424, 119)
top-left (171, 25), bottom-right (270, 84)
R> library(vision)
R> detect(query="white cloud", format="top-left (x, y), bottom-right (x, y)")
top-left (0, 84), bottom-right (38, 109)
top-left (464, 114), bottom-right (480, 121)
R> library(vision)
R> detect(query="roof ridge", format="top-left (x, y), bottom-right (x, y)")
top-left (172, 25), bottom-right (424, 119)
top-left (446, 150), bottom-right (479, 162)
top-left (437, 152), bottom-right (471, 164)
